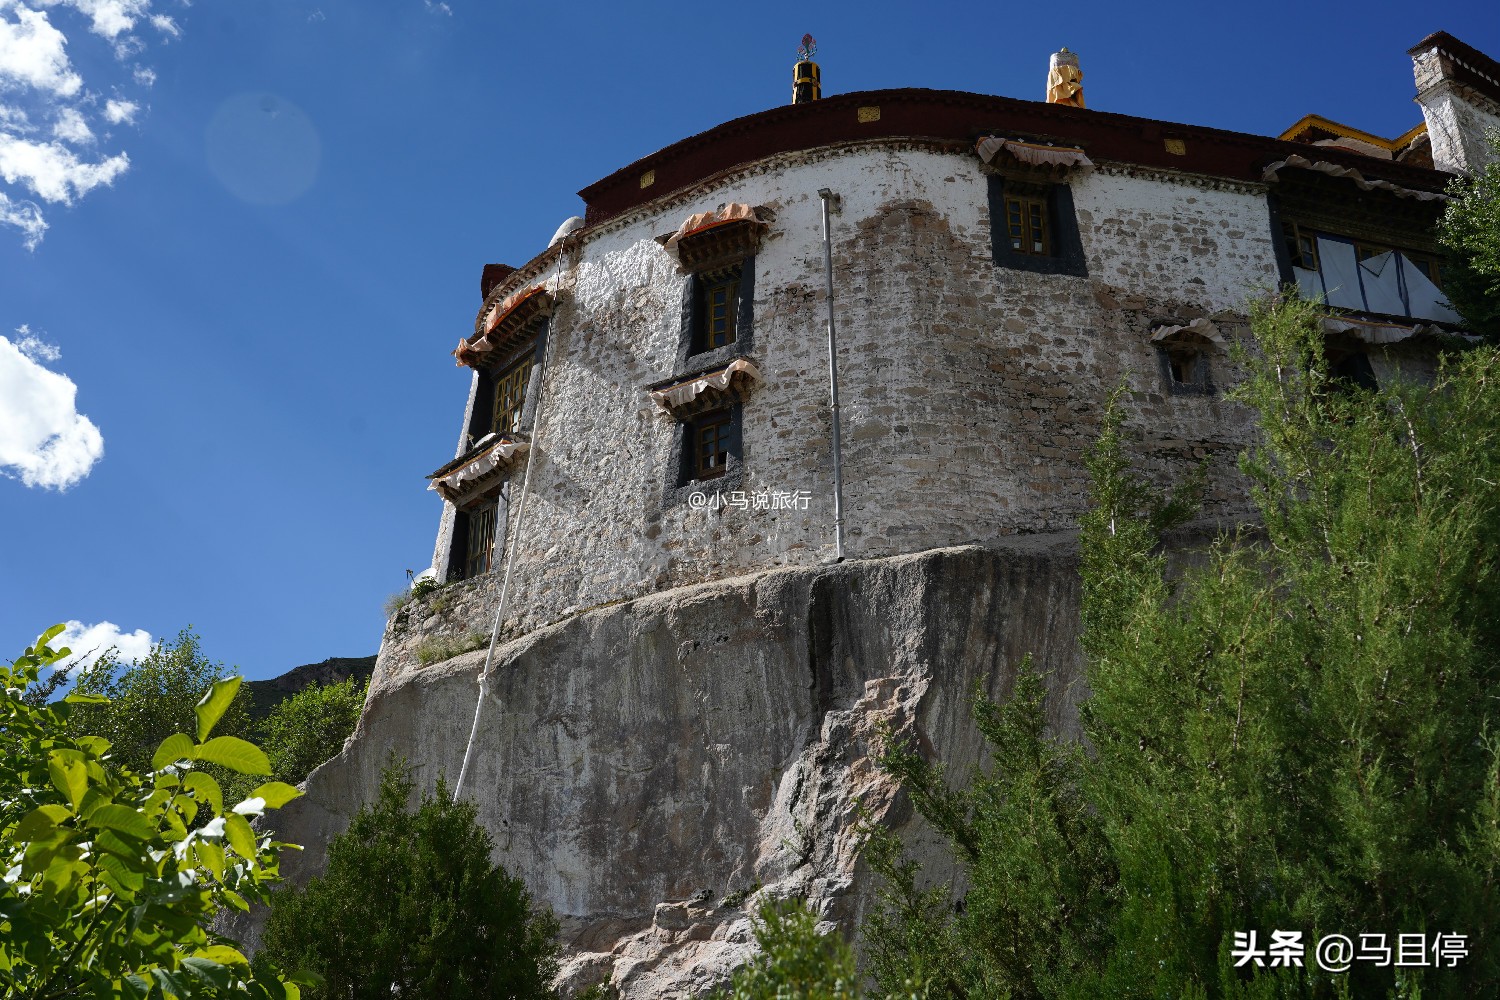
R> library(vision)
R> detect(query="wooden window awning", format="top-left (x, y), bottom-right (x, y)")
top-left (1261, 155), bottom-right (1447, 202)
top-left (1321, 316), bottom-right (1466, 345)
top-left (648, 357), bottom-right (762, 418)
top-left (1149, 317), bottom-right (1225, 346)
top-left (453, 285), bottom-right (554, 369)
top-left (976, 137), bottom-right (1093, 170)
top-left (427, 433), bottom-right (529, 505)
top-left (660, 203), bottom-right (768, 273)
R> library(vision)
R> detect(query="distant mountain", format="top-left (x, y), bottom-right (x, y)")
top-left (243, 655), bottom-right (376, 721)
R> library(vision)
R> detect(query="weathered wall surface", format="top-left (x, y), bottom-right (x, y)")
top-left (256, 538), bottom-right (1086, 998)
top-left (1412, 44), bottom-right (1500, 175)
top-left (426, 142), bottom-right (1276, 653)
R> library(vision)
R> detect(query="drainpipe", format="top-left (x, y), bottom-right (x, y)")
top-left (817, 188), bottom-right (846, 562)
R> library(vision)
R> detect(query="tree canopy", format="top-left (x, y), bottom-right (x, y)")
top-left (865, 296), bottom-right (1500, 998)
top-left (1439, 132), bottom-right (1500, 338)
top-left (1, 626), bottom-right (311, 999)
top-left (260, 760), bottom-right (560, 1000)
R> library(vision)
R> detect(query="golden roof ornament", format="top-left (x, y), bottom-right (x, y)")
top-left (1047, 47), bottom-right (1085, 108)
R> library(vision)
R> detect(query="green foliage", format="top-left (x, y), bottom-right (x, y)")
top-left (723, 900), bottom-right (862, 1000)
top-left (255, 677), bottom-right (366, 792)
top-left (383, 577), bottom-right (445, 619)
top-left (1439, 131), bottom-right (1500, 338)
top-left (866, 295), bottom-right (1500, 999)
top-left (723, 900), bottom-right (928, 1000)
top-left (1, 626), bottom-right (310, 999)
top-left (67, 628), bottom-right (254, 781)
top-left (260, 759), bottom-right (560, 1000)
top-left (721, 879), bottom-right (763, 909)
top-left (415, 632), bottom-right (488, 666)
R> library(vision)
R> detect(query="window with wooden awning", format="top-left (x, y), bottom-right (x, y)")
top-left (452, 285), bottom-right (554, 369)
top-left (975, 137), bottom-right (1090, 277)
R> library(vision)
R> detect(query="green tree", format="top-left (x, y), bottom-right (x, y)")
top-left (260, 760), bottom-right (560, 1000)
top-left (721, 899), bottom-right (927, 1000)
top-left (865, 295), bottom-right (1500, 999)
top-left (67, 628), bottom-right (253, 777)
top-left (1, 625), bottom-right (312, 998)
top-left (1439, 131), bottom-right (1500, 338)
top-left (722, 900), bottom-right (861, 1000)
top-left (256, 677), bottom-right (365, 790)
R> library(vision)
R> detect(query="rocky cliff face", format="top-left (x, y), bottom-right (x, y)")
top-left (248, 537), bottom-right (1086, 997)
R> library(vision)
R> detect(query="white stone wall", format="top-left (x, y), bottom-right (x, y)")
top-left (409, 142), bottom-right (1291, 660)
top-left (1412, 45), bottom-right (1500, 174)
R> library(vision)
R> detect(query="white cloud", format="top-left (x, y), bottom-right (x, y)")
top-left (34, 0), bottom-right (152, 42)
top-left (0, 332), bottom-right (103, 489)
top-left (423, 0), bottom-right (451, 14)
top-left (0, 189), bottom-right (45, 247)
top-left (55, 619), bottom-right (154, 670)
top-left (52, 105), bottom-right (92, 143)
top-left (102, 97), bottom-right (135, 123)
top-left (0, 133), bottom-right (128, 202)
top-left (14, 323), bottom-right (60, 361)
top-left (0, 103), bottom-right (33, 131)
top-left (0, 1), bottom-right (175, 247)
top-left (0, 4), bottom-right (83, 97)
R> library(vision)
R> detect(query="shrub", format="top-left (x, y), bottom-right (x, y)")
top-left (1, 625), bottom-right (311, 998)
top-left (260, 759), bottom-right (559, 999)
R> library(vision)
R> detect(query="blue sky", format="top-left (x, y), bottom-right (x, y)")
top-left (1, 0), bottom-right (1494, 681)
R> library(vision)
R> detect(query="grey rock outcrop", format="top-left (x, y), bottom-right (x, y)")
top-left (249, 536), bottom-right (1086, 997)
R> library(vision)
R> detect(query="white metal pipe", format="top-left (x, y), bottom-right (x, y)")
top-left (817, 188), bottom-right (847, 562)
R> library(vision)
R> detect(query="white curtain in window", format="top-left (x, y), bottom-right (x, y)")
top-left (1398, 254), bottom-right (1462, 324)
top-left (1316, 238), bottom-right (1364, 311)
top-left (1358, 251), bottom-right (1407, 316)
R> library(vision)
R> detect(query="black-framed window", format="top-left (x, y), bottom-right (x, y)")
top-left (661, 403), bottom-right (745, 506)
top-left (466, 326), bottom-right (545, 448)
top-left (448, 497), bottom-right (501, 581)
top-left (1157, 343), bottom-right (1214, 396)
top-left (691, 409), bottom-right (733, 480)
top-left (697, 269), bottom-right (740, 352)
top-left (986, 176), bottom-right (1087, 277)
top-left (677, 257), bottom-right (756, 369)
top-left (492, 353), bottom-right (533, 436)
top-left (465, 503), bottom-right (498, 578)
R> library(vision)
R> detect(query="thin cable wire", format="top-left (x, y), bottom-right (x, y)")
top-left (453, 236), bottom-right (572, 801)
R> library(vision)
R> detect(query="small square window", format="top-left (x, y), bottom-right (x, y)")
top-left (986, 176), bottom-right (1087, 277)
top-left (690, 266), bottom-right (743, 356)
top-left (1158, 343), bottom-right (1213, 395)
top-left (692, 410), bottom-right (732, 481)
top-left (1283, 222), bottom-right (1319, 271)
top-left (1329, 349), bottom-right (1379, 392)
top-left (662, 404), bottom-right (743, 504)
top-left (1006, 194), bottom-right (1050, 256)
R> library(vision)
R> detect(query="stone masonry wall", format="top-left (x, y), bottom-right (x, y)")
top-left (402, 142), bottom-right (1286, 668)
